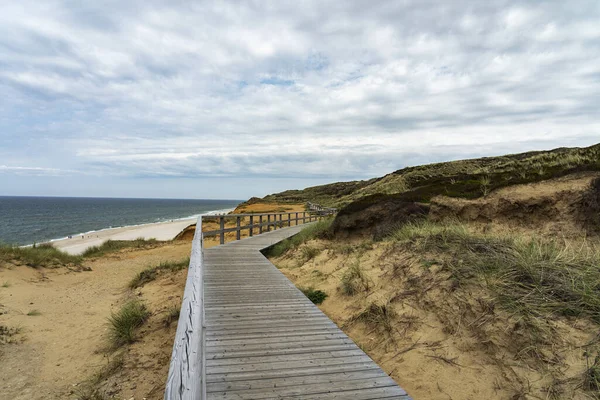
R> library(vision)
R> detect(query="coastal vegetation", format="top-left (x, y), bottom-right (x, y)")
top-left (269, 169), bottom-right (600, 399)
top-left (81, 238), bottom-right (160, 258)
top-left (256, 143), bottom-right (600, 208)
top-left (128, 258), bottom-right (189, 289)
top-left (107, 299), bottom-right (151, 347)
top-left (0, 242), bottom-right (82, 267)
top-left (263, 218), bottom-right (333, 257)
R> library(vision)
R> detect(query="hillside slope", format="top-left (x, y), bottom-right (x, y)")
top-left (257, 143), bottom-right (600, 208)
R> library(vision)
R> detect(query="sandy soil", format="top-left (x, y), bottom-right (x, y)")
top-left (271, 237), bottom-right (598, 400)
top-left (0, 240), bottom-right (191, 400)
top-left (52, 219), bottom-right (197, 255)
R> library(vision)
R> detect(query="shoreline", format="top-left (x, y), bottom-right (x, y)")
top-left (49, 208), bottom-right (234, 255)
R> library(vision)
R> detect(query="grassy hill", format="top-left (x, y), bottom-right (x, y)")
top-left (257, 143), bottom-right (600, 208)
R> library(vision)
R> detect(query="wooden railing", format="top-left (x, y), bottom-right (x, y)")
top-left (307, 201), bottom-right (337, 216)
top-left (164, 207), bottom-right (336, 399)
top-left (202, 211), bottom-right (325, 245)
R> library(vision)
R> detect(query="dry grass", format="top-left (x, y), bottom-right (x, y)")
top-left (339, 260), bottom-right (370, 295)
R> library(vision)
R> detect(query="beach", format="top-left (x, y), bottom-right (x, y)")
top-left (51, 218), bottom-right (198, 255)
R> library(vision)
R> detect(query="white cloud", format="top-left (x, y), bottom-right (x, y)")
top-left (0, 0), bottom-right (599, 197)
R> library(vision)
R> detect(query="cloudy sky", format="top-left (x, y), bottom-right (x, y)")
top-left (1, 1), bottom-right (599, 199)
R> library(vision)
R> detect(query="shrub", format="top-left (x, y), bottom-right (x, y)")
top-left (107, 300), bottom-right (151, 347)
top-left (301, 288), bottom-right (328, 304)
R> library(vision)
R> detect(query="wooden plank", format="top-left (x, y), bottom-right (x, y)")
top-left (166, 215), bottom-right (409, 400)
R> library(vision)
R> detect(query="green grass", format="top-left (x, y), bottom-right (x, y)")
top-left (259, 143), bottom-right (600, 208)
top-left (26, 309), bottom-right (41, 316)
top-left (81, 238), bottom-right (160, 258)
top-left (264, 218), bottom-right (333, 258)
top-left (107, 299), bottom-right (151, 347)
top-left (0, 243), bottom-right (82, 268)
top-left (300, 288), bottom-right (328, 304)
top-left (1, 281), bottom-right (10, 288)
top-left (128, 258), bottom-right (189, 289)
top-left (390, 221), bottom-right (600, 324)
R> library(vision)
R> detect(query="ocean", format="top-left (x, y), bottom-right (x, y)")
top-left (0, 196), bottom-right (242, 246)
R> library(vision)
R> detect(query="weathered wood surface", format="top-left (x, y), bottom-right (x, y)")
top-left (202, 225), bottom-right (411, 399)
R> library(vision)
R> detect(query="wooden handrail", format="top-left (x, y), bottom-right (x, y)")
top-left (202, 210), bottom-right (335, 245)
top-left (164, 216), bottom-right (206, 400)
top-left (165, 205), bottom-right (336, 399)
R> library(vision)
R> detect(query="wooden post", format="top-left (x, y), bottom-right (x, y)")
top-left (259, 215), bottom-right (263, 234)
top-left (219, 216), bottom-right (225, 245)
top-left (288, 213), bottom-right (291, 227)
top-left (279, 213), bottom-right (283, 228)
top-left (267, 214), bottom-right (271, 232)
top-left (303, 212), bottom-right (306, 224)
top-left (295, 212), bottom-right (299, 226)
top-left (249, 215), bottom-right (253, 237)
top-left (236, 216), bottom-right (241, 240)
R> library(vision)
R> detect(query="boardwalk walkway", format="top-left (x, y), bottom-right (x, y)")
top-left (202, 225), bottom-right (411, 399)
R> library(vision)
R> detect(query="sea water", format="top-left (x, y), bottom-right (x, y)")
top-left (0, 196), bottom-right (242, 245)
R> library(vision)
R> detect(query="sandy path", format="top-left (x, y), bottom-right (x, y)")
top-left (0, 241), bottom-right (192, 400)
top-left (52, 218), bottom-right (197, 255)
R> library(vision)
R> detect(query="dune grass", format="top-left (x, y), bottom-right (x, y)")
top-left (26, 309), bottom-right (41, 316)
top-left (340, 260), bottom-right (370, 296)
top-left (128, 258), bottom-right (190, 289)
top-left (265, 218), bottom-right (333, 258)
top-left (390, 221), bottom-right (600, 324)
top-left (0, 243), bottom-right (82, 267)
top-left (82, 238), bottom-right (160, 258)
top-left (107, 299), bottom-right (151, 347)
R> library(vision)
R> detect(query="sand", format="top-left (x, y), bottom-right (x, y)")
top-left (51, 218), bottom-right (198, 255)
top-left (0, 240), bottom-right (192, 399)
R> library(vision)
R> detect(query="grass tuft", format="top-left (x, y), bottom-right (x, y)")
top-left (107, 299), bottom-right (151, 347)
top-left (353, 302), bottom-right (396, 333)
top-left (0, 243), bottom-right (82, 268)
top-left (265, 218), bottom-right (333, 257)
top-left (300, 288), bottom-right (328, 304)
top-left (1, 281), bottom-right (10, 288)
top-left (26, 309), bottom-right (41, 316)
top-left (81, 238), bottom-right (160, 258)
top-left (299, 246), bottom-right (321, 263)
top-left (340, 261), bottom-right (369, 295)
top-left (128, 258), bottom-right (189, 289)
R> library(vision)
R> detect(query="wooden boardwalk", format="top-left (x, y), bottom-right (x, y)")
top-left (202, 225), bottom-right (411, 399)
